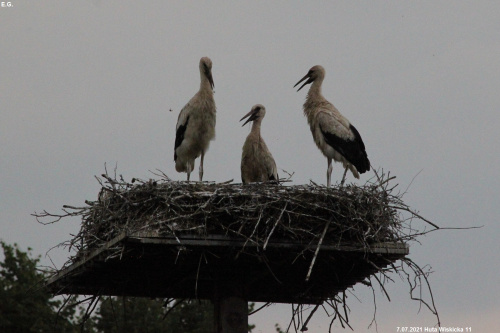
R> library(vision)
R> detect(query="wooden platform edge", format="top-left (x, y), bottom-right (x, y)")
top-left (126, 233), bottom-right (410, 255)
top-left (46, 231), bottom-right (128, 289)
top-left (46, 231), bottom-right (409, 292)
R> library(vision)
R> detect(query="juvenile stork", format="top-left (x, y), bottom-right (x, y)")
top-left (240, 104), bottom-right (278, 184)
top-left (294, 65), bottom-right (370, 186)
top-left (174, 57), bottom-right (216, 181)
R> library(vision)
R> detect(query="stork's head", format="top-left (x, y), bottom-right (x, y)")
top-left (294, 65), bottom-right (325, 91)
top-left (200, 57), bottom-right (214, 89)
top-left (240, 104), bottom-right (266, 127)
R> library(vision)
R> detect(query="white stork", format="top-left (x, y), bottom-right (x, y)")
top-left (240, 104), bottom-right (279, 184)
top-left (174, 57), bottom-right (216, 181)
top-left (294, 65), bottom-right (370, 186)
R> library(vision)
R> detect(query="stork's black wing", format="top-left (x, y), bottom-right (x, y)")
top-left (320, 123), bottom-right (370, 174)
top-left (174, 115), bottom-right (189, 161)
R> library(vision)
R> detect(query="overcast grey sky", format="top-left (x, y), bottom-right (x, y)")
top-left (1, 1), bottom-right (499, 331)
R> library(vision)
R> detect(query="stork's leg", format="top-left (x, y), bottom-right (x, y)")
top-left (186, 162), bottom-right (191, 182)
top-left (199, 151), bottom-right (205, 181)
top-left (340, 167), bottom-right (348, 186)
top-left (326, 158), bottom-right (332, 187)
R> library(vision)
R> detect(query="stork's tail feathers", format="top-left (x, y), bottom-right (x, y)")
top-left (355, 153), bottom-right (370, 174)
top-left (346, 153), bottom-right (370, 178)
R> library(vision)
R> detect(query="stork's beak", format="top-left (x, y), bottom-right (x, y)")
top-left (207, 71), bottom-right (214, 90)
top-left (240, 108), bottom-right (259, 127)
top-left (294, 71), bottom-right (313, 92)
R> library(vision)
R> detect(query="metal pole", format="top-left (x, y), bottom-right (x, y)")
top-left (214, 296), bottom-right (248, 333)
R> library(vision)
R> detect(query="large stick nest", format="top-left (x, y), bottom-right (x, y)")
top-left (60, 171), bottom-right (428, 258)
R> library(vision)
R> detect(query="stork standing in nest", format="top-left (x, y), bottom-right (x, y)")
top-left (294, 65), bottom-right (370, 186)
top-left (174, 57), bottom-right (216, 181)
top-left (240, 104), bottom-right (278, 184)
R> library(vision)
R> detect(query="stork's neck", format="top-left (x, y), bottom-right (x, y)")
top-left (251, 121), bottom-right (262, 134)
top-left (304, 79), bottom-right (327, 117)
top-left (306, 79), bottom-right (324, 102)
top-left (199, 78), bottom-right (211, 92)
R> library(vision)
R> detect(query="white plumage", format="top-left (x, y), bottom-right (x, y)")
top-left (240, 104), bottom-right (278, 184)
top-left (174, 57), bottom-right (216, 181)
top-left (294, 65), bottom-right (370, 186)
